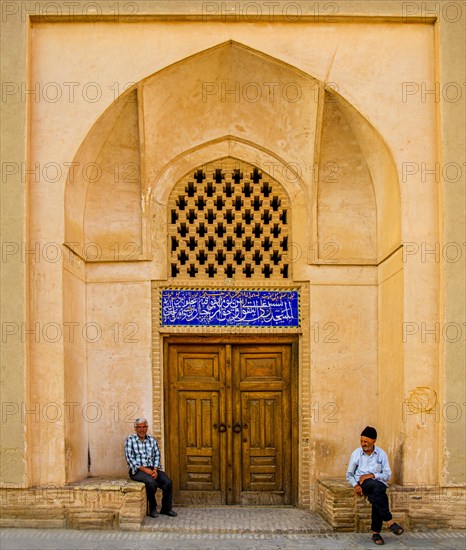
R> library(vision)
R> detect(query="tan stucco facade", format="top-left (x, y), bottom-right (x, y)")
top-left (1, 0), bottom-right (465, 526)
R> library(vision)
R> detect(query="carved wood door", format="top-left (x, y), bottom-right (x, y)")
top-left (165, 341), bottom-right (294, 505)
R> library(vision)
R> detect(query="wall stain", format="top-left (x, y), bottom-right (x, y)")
top-left (405, 386), bottom-right (437, 414)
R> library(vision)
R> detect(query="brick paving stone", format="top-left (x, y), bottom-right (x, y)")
top-left (1, 528), bottom-right (466, 550)
top-left (1, 508), bottom-right (466, 550)
top-left (140, 506), bottom-right (332, 534)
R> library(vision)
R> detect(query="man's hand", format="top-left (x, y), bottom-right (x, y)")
top-left (358, 474), bottom-right (375, 484)
top-left (140, 466), bottom-right (158, 478)
top-left (354, 484), bottom-right (363, 496)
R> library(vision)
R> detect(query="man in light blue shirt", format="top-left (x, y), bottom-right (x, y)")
top-left (346, 426), bottom-right (404, 545)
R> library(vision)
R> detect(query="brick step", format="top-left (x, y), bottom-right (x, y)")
top-left (140, 507), bottom-right (333, 534)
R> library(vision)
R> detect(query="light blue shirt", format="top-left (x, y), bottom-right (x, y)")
top-left (346, 445), bottom-right (391, 487)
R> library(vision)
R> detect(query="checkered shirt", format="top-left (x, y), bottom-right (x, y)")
top-left (125, 433), bottom-right (161, 475)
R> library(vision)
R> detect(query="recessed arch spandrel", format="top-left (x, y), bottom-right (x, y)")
top-left (315, 90), bottom-right (401, 264)
top-left (317, 96), bottom-right (377, 262)
top-left (65, 89), bottom-right (143, 261)
top-left (141, 41), bottom-right (320, 190)
top-left (335, 95), bottom-right (401, 261)
top-left (64, 41), bottom-right (400, 266)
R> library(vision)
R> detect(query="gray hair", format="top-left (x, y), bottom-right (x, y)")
top-left (134, 417), bottom-right (148, 427)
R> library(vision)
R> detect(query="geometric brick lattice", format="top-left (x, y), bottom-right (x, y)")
top-left (168, 158), bottom-right (290, 280)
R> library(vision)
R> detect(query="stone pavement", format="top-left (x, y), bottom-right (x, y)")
top-left (1, 507), bottom-right (465, 549)
top-left (1, 527), bottom-right (465, 549)
top-left (140, 506), bottom-right (332, 534)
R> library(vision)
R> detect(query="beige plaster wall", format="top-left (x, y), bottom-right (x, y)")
top-left (63, 253), bottom-right (88, 482)
top-left (85, 279), bottom-right (152, 478)
top-left (378, 250), bottom-right (404, 483)
top-left (0, 5), bottom-right (28, 486)
top-left (2, 2), bottom-right (462, 497)
top-left (309, 282), bottom-right (378, 480)
top-left (402, 259), bottom-right (440, 484)
top-left (437, 13), bottom-right (466, 485)
top-left (28, 20), bottom-right (438, 487)
top-left (26, 174), bottom-right (67, 485)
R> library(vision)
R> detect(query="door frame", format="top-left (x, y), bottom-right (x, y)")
top-left (163, 334), bottom-right (299, 506)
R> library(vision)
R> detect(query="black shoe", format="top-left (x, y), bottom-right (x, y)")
top-left (389, 522), bottom-right (404, 536)
top-left (160, 509), bottom-right (177, 517)
top-left (149, 510), bottom-right (159, 518)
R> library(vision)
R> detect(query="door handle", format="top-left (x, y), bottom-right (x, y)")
top-left (233, 423), bottom-right (242, 433)
top-left (217, 423), bottom-right (227, 433)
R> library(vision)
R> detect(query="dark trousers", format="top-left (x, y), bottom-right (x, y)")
top-left (360, 479), bottom-right (393, 532)
top-left (129, 469), bottom-right (173, 513)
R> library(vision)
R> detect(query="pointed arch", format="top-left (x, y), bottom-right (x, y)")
top-left (64, 40), bottom-right (400, 263)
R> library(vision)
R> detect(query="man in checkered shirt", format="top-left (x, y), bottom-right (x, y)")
top-left (125, 418), bottom-right (177, 518)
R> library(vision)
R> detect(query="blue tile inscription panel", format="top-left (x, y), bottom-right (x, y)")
top-left (161, 289), bottom-right (300, 327)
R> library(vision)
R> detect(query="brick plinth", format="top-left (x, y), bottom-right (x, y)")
top-left (316, 479), bottom-right (466, 531)
top-left (0, 478), bottom-right (145, 530)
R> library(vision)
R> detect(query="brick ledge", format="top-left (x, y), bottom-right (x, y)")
top-left (315, 478), bottom-right (466, 531)
top-left (0, 477), bottom-right (146, 530)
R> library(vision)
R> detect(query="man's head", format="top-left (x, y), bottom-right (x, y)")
top-left (134, 418), bottom-right (149, 438)
top-left (360, 426), bottom-right (377, 453)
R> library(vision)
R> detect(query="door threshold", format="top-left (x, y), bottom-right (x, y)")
top-left (141, 506), bottom-right (332, 534)
top-left (176, 504), bottom-right (296, 508)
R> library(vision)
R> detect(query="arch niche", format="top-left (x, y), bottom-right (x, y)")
top-left (63, 41), bottom-right (402, 501)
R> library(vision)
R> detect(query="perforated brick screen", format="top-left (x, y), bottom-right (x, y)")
top-left (168, 159), bottom-right (290, 280)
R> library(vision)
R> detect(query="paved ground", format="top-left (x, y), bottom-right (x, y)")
top-left (1, 528), bottom-right (466, 549)
top-left (140, 506), bottom-right (332, 534)
top-left (1, 507), bottom-right (465, 549)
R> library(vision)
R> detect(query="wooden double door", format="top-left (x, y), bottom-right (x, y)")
top-left (164, 338), bottom-right (297, 505)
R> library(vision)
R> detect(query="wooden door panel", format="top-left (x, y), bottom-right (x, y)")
top-left (233, 345), bottom-right (291, 505)
top-left (179, 391), bottom-right (220, 492)
top-left (241, 392), bottom-right (283, 492)
top-left (241, 353), bottom-right (283, 381)
top-left (177, 354), bottom-right (220, 390)
top-left (166, 344), bottom-right (226, 505)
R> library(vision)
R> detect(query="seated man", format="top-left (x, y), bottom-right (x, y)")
top-left (346, 426), bottom-right (403, 545)
top-left (125, 417), bottom-right (177, 518)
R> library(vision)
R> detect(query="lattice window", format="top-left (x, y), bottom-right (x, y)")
top-left (168, 159), bottom-right (290, 280)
